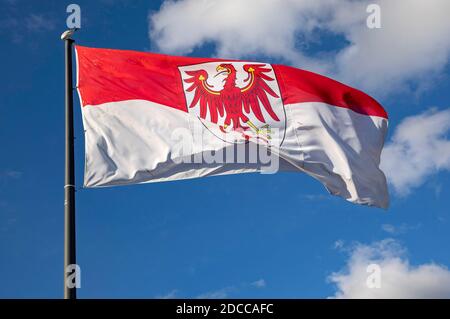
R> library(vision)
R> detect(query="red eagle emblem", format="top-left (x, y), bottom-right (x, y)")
top-left (182, 63), bottom-right (282, 141)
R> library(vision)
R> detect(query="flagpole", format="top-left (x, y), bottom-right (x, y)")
top-left (61, 29), bottom-right (77, 300)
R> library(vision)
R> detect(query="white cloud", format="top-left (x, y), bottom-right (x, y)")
top-left (196, 286), bottom-right (232, 299)
top-left (329, 239), bottom-right (450, 298)
top-left (1, 2), bottom-right (56, 44)
top-left (149, 0), bottom-right (332, 73)
top-left (157, 289), bottom-right (178, 299)
top-left (196, 278), bottom-right (266, 298)
top-left (381, 223), bottom-right (420, 235)
top-left (381, 224), bottom-right (396, 234)
top-left (331, 0), bottom-right (450, 93)
top-left (333, 240), bottom-right (345, 250)
top-left (25, 14), bottom-right (55, 31)
top-left (149, 0), bottom-right (450, 94)
top-left (251, 279), bottom-right (266, 288)
top-left (381, 108), bottom-right (450, 195)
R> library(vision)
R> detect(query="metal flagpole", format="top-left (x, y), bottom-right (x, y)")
top-left (61, 29), bottom-right (76, 300)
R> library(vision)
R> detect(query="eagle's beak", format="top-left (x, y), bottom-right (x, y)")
top-left (215, 65), bottom-right (230, 77)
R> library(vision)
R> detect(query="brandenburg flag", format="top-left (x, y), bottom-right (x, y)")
top-left (75, 45), bottom-right (389, 208)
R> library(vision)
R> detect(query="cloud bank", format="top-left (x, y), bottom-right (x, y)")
top-left (381, 108), bottom-right (450, 195)
top-left (329, 239), bottom-right (450, 298)
top-left (149, 0), bottom-right (450, 93)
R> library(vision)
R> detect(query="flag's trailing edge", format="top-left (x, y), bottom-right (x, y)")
top-left (75, 45), bottom-right (389, 208)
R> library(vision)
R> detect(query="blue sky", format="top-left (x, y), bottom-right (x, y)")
top-left (1, 0), bottom-right (450, 298)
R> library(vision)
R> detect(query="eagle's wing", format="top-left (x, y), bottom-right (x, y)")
top-left (240, 64), bottom-right (280, 123)
top-left (183, 70), bottom-right (224, 123)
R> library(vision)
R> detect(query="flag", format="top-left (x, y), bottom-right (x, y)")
top-left (75, 45), bottom-right (389, 208)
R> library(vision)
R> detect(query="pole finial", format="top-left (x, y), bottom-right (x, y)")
top-left (60, 28), bottom-right (77, 41)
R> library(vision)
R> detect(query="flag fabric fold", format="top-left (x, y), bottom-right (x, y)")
top-left (75, 45), bottom-right (389, 208)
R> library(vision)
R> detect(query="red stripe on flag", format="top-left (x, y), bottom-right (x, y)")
top-left (76, 45), bottom-right (199, 112)
top-left (274, 65), bottom-right (387, 118)
top-left (75, 45), bottom-right (387, 119)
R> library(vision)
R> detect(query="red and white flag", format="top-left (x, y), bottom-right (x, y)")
top-left (75, 45), bottom-right (389, 208)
